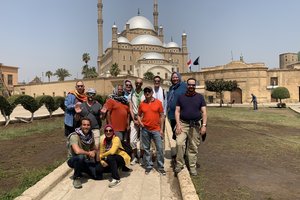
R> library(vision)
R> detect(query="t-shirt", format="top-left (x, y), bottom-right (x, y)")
top-left (176, 93), bottom-right (206, 121)
top-left (80, 101), bottom-right (102, 129)
top-left (106, 98), bottom-right (129, 131)
top-left (67, 134), bottom-right (94, 158)
top-left (138, 98), bottom-right (163, 131)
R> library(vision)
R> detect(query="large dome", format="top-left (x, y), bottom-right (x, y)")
top-left (126, 16), bottom-right (154, 30)
top-left (139, 52), bottom-right (165, 60)
top-left (131, 35), bottom-right (163, 46)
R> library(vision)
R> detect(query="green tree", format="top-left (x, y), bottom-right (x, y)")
top-left (45, 71), bottom-right (53, 82)
top-left (271, 87), bottom-right (290, 108)
top-left (82, 53), bottom-right (90, 65)
top-left (54, 68), bottom-right (71, 81)
top-left (143, 71), bottom-right (154, 80)
top-left (110, 63), bottom-right (120, 77)
top-left (205, 79), bottom-right (238, 107)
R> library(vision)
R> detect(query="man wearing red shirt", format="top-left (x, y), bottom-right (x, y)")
top-left (138, 86), bottom-right (166, 175)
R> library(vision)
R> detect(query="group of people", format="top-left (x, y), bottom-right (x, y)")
top-left (64, 72), bottom-right (208, 189)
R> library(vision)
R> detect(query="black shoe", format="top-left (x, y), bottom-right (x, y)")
top-left (145, 168), bottom-right (152, 175)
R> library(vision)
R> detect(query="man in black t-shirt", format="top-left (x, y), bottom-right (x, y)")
top-left (174, 78), bottom-right (207, 176)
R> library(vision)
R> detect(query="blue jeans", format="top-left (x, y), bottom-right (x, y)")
top-left (141, 128), bottom-right (164, 170)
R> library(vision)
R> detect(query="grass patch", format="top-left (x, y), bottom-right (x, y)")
top-left (0, 160), bottom-right (65, 200)
top-left (208, 107), bottom-right (300, 128)
top-left (0, 117), bottom-right (64, 141)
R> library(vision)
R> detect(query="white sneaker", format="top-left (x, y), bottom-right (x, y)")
top-left (130, 157), bottom-right (138, 165)
top-left (108, 179), bottom-right (121, 188)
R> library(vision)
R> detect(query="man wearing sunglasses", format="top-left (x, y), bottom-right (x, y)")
top-left (174, 78), bottom-right (207, 176)
top-left (75, 88), bottom-right (102, 153)
top-left (64, 81), bottom-right (87, 137)
top-left (137, 86), bottom-right (166, 175)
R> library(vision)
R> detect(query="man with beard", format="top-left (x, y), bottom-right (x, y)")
top-left (67, 118), bottom-right (102, 189)
top-left (64, 81), bottom-right (87, 137)
top-left (174, 78), bottom-right (207, 176)
top-left (75, 88), bottom-right (102, 152)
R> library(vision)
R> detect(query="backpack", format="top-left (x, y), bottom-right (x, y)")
top-left (120, 141), bottom-right (132, 156)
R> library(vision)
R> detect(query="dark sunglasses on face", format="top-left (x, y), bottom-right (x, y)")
top-left (126, 84), bottom-right (132, 87)
top-left (105, 129), bottom-right (113, 133)
top-left (136, 82), bottom-right (142, 85)
top-left (76, 85), bottom-right (84, 88)
top-left (144, 89), bottom-right (152, 94)
top-left (154, 80), bottom-right (160, 83)
top-left (87, 93), bottom-right (95, 96)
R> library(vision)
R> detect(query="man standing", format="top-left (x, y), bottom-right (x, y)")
top-left (75, 88), bottom-right (102, 152)
top-left (175, 78), bottom-right (207, 176)
top-left (251, 93), bottom-right (258, 110)
top-left (128, 78), bottom-right (145, 164)
top-left (67, 118), bottom-right (102, 189)
top-left (105, 84), bottom-right (130, 141)
top-left (123, 79), bottom-right (133, 100)
top-left (64, 81), bottom-right (87, 137)
top-left (166, 72), bottom-right (187, 140)
top-left (138, 86), bottom-right (166, 175)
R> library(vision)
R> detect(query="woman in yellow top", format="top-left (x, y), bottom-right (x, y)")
top-left (99, 124), bottom-right (131, 188)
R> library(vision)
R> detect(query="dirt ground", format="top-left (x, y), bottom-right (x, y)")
top-left (195, 116), bottom-right (300, 200)
top-left (0, 119), bottom-right (66, 197)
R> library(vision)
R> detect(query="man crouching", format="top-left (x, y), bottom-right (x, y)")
top-left (67, 117), bottom-right (103, 189)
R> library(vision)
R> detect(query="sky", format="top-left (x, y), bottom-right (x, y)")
top-left (1, 0), bottom-right (300, 83)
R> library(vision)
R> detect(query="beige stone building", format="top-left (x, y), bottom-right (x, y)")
top-left (181, 57), bottom-right (300, 104)
top-left (0, 63), bottom-right (18, 95)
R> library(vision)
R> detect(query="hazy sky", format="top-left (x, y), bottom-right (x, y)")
top-left (1, 0), bottom-right (299, 82)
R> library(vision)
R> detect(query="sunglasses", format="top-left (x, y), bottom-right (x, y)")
top-left (104, 129), bottom-right (113, 133)
top-left (76, 85), bottom-right (84, 88)
top-left (154, 80), bottom-right (160, 83)
top-left (87, 93), bottom-right (95, 96)
top-left (144, 90), bottom-right (152, 93)
top-left (136, 82), bottom-right (142, 85)
top-left (188, 84), bottom-right (196, 87)
top-left (126, 84), bottom-right (132, 87)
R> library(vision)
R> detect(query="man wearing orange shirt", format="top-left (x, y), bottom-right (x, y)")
top-left (105, 84), bottom-right (130, 142)
top-left (138, 86), bottom-right (165, 175)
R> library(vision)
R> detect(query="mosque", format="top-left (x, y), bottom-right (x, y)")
top-left (96, 0), bottom-right (189, 80)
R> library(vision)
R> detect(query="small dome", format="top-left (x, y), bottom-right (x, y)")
top-left (166, 42), bottom-right (180, 48)
top-left (117, 36), bottom-right (130, 44)
top-left (131, 35), bottom-right (162, 46)
top-left (107, 37), bottom-right (130, 48)
top-left (140, 52), bottom-right (165, 60)
top-left (126, 16), bottom-right (154, 30)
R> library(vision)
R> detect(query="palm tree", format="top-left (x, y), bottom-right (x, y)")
top-left (54, 68), bottom-right (71, 81)
top-left (82, 53), bottom-right (90, 65)
top-left (45, 71), bottom-right (53, 82)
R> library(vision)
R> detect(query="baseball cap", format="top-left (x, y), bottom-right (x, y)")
top-left (143, 86), bottom-right (153, 92)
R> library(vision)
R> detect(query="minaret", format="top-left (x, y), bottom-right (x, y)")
top-left (153, 0), bottom-right (158, 32)
top-left (97, 0), bottom-right (103, 65)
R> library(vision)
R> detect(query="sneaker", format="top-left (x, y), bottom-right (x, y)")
top-left (73, 177), bottom-right (82, 189)
top-left (145, 168), bottom-right (152, 175)
top-left (158, 169), bottom-right (166, 176)
top-left (130, 157), bottom-right (138, 165)
top-left (190, 168), bottom-right (198, 176)
top-left (175, 166), bottom-right (184, 173)
top-left (139, 157), bottom-right (144, 166)
top-left (108, 179), bottom-right (121, 188)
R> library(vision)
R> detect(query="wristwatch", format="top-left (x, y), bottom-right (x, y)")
top-left (202, 123), bottom-right (207, 127)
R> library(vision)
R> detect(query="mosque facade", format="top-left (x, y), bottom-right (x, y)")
top-left (96, 0), bottom-right (189, 81)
